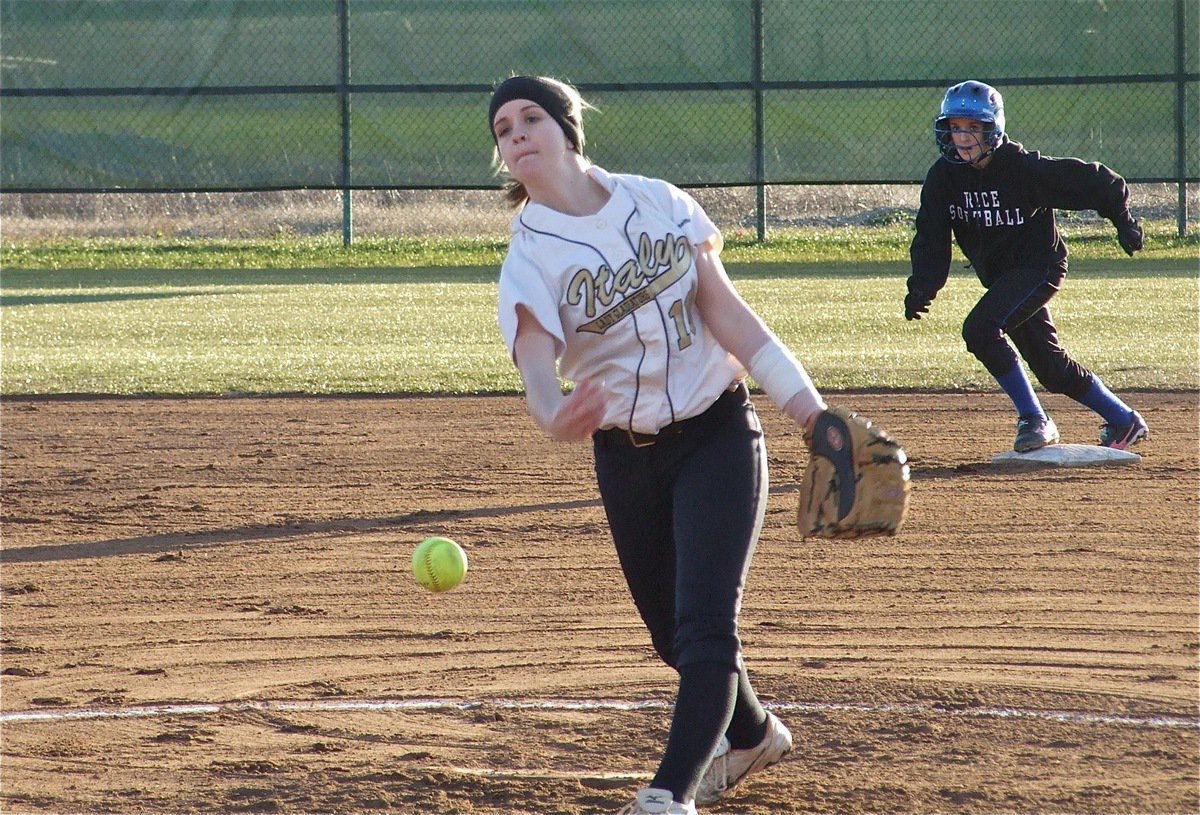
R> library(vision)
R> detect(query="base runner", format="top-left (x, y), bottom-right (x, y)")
top-left (906, 80), bottom-right (1148, 453)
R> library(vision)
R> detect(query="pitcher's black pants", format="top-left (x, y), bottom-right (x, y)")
top-left (592, 383), bottom-right (769, 801)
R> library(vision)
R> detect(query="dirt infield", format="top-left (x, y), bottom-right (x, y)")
top-left (1, 391), bottom-right (1197, 815)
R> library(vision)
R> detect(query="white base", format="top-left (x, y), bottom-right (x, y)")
top-left (991, 442), bottom-right (1141, 467)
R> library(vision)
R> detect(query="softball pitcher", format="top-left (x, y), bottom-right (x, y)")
top-left (906, 80), bottom-right (1148, 453)
top-left (489, 75), bottom-right (815, 814)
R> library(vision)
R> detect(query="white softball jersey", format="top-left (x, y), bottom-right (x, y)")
top-left (498, 166), bottom-right (744, 435)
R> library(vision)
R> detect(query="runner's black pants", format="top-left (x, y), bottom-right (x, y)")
top-left (962, 262), bottom-right (1094, 400)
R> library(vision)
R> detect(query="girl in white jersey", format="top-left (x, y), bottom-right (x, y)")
top-left (490, 75), bottom-right (825, 815)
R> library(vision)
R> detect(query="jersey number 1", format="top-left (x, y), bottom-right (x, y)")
top-left (667, 288), bottom-right (697, 351)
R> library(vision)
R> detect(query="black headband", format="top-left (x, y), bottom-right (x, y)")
top-left (488, 76), bottom-right (583, 151)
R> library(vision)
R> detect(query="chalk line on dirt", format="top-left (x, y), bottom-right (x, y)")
top-left (2, 697), bottom-right (1195, 729)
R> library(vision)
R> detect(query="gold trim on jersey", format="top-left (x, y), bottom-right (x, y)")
top-left (570, 232), bottom-right (691, 335)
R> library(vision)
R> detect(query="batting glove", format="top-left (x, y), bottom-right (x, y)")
top-left (904, 290), bottom-right (932, 321)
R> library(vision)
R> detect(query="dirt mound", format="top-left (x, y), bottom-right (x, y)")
top-left (2, 391), bottom-right (1196, 813)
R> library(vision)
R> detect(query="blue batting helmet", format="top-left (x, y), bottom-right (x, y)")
top-left (934, 81), bottom-right (1005, 163)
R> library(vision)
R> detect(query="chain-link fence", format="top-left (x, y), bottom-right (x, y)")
top-left (2, 0), bottom-right (1196, 238)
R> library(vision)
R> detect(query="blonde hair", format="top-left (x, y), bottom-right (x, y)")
top-left (489, 75), bottom-right (595, 209)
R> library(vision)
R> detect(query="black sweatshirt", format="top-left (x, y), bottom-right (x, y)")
top-left (908, 137), bottom-right (1132, 296)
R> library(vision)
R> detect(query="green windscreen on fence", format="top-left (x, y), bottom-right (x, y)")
top-left (1, 0), bottom-right (1195, 192)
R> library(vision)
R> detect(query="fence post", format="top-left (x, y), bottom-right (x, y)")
top-left (338, 0), bottom-right (353, 246)
top-left (753, 0), bottom-right (766, 242)
top-left (1175, 0), bottom-right (1188, 237)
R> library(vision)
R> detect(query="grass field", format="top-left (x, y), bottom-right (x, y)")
top-left (2, 223), bottom-right (1195, 395)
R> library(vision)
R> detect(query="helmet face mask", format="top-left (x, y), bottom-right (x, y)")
top-left (934, 80), bottom-right (1005, 164)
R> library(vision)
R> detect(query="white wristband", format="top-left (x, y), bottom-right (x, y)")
top-left (748, 340), bottom-right (824, 424)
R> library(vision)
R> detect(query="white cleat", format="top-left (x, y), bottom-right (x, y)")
top-left (695, 712), bottom-right (793, 805)
top-left (616, 787), bottom-right (697, 814)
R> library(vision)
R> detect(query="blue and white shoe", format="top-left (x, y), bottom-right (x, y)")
top-left (1014, 415), bottom-right (1059, 453)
